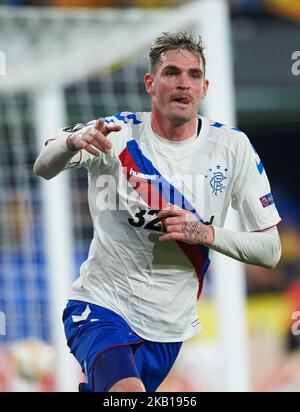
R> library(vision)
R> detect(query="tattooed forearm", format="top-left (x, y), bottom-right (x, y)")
top-left (182, 221), bottom-right (214, 246)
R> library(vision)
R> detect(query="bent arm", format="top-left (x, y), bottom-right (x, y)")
top-left (34, 131), bottom-right (79, 180)
top-left (34, 118), bottom-right (121, 180)
top-left (211, 225), bottom-right (281, 269)
top-left (158, 205), bottom-right (281, 270)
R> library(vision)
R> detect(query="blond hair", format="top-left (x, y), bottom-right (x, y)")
top-left (149, 31), bottom-right (206, 75)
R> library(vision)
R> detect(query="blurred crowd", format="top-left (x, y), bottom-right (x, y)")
top-left (0, 0), bottom-right (187, 7)
top-left (0, 0), bottom-right (298, 21)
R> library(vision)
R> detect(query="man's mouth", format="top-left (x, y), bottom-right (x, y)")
top-left (172, 96), bottom-right (191, 105)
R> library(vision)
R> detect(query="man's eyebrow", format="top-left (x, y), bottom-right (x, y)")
top-left (162, 65), bottom-right (203, 74)
top-left (189, 68), bottom-right (203, 73)
top-left (162, 65), bottom-right (181, 71)
top-left (189, 68), bottom-right (203, 76)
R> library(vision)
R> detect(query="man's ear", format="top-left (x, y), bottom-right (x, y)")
top-left (144, 73), bottom-right (154, 95)
top-left (201, 79), bottom-right (209, 100)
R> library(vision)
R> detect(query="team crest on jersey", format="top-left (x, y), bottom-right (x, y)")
top-left (205, 165), bottom-right (228, 196)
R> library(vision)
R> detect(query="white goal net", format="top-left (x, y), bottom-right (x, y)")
top-left (0, 0), bottom-right (248, 392)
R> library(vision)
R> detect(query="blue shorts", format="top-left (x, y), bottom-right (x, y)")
top-left (63, 300), bottom-right (182, 392)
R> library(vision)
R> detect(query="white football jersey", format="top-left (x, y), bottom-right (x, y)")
top-left (61, 111), bottom-right (280, 342)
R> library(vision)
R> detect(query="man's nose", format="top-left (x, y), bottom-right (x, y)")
top-left (177, 73), bottom-right (190, 89)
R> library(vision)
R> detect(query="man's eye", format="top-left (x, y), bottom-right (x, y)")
top-left (191, 73), bottom-right (201, 79)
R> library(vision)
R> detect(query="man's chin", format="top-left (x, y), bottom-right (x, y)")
top-left (168, 110), bottom-right (195, 126)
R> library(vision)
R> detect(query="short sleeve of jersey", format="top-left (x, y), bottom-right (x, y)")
top-left (231, 133), bottom-right (281, 231)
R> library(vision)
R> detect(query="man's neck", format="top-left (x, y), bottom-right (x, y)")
top-left (150, 110), bottom-right (197, 142)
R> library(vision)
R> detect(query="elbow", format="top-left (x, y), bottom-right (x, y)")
top-left (263, 240), bottom-right (282, 270)
top-left (33, 159), bottom-right (42, 177)
top-left (33, 159), bottom-right (54, 180)
top-left (269, 244), bottom-right (282, 270)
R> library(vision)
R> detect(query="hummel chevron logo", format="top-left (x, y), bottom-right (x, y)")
top-left (72, 305), bottom-right (91, 323)
top-left (256, 159), bottom-right (264, 175)
top-left (251, 144), bottom-right (264, 175)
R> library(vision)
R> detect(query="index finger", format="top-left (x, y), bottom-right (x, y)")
top-left (95, 118), bottom-right (105, 131)
top-left (103, 124), bottom-right (122, 137)
top-left (157, 208), bottom-right (186, 219)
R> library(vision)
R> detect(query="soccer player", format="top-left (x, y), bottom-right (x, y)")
top-left (34, 31), bottom-right (281, 392)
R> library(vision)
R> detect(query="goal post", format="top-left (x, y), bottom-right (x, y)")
top-left (197, 0), bottom-right (250, 392)
top-left (33, 88), bottom-right (79, 392)
top-left (0, 0), bottom-right (249, 391)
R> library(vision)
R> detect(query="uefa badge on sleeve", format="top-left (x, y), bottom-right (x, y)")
top-left (260, 193), bottom-right (274, 208)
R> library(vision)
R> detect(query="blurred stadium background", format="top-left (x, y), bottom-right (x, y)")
top-left (0, 0), bottom-right (300, 392)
